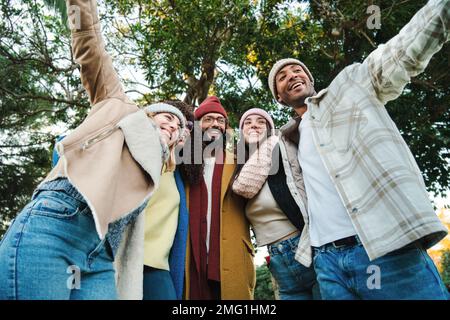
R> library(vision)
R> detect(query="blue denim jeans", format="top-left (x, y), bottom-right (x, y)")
top-left (143, 266), bottom-right (177, 300)
top-left (0, 179), bottom-right (117, 300)
top-left (313, 237), bottom-right (450, 300)
top-left (267, 234), bottom-right (321, 300)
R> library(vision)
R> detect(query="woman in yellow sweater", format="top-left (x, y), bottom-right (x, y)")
top-left (142, 101), bottom-right (195, 300)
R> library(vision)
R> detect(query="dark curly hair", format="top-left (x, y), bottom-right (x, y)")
top-left (162, 100), bottom-right (194, 124)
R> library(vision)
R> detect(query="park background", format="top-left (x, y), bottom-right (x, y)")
top-left (0, 0), bottom-right (449, 298)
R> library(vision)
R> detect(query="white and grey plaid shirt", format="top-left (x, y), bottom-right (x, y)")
top-left (278, 0), bottom-right (449, 267)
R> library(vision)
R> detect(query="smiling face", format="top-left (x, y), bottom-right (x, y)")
top-left (152, 112), bottom-right (181, 146)
top-left (242, 115), bottom-right (268, 144)
top-left (275, 64), bottom-right (315, 109)
top-left (199, 112), bottom-right (227, 141)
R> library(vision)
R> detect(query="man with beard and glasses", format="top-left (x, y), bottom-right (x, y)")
top-left (184, 96), bottom-right (255, 300)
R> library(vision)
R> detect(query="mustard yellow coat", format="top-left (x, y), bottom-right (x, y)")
top-left (184, 151), bottom-right (256, 300)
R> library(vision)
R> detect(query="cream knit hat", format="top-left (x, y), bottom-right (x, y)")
top-left (268, 58), bottom-right (315, 102)
top-left (144, 102), bottom-right (186, 130)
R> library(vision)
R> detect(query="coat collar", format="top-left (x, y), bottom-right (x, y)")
top-left (279, 88), bottom-right (328, 145)
top-left (118, 110), bottom-right (163, 189)
top-left (280, 117), bottom-right (301, 145)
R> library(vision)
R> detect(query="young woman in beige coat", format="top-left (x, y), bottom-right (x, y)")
top-left (0, 0), bottom-right (185, 300)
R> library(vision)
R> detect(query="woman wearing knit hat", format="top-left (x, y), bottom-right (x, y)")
top-left (140, 100), bottom-right (197, 300)
top-left (144, 102), bottom-right (187, 172)
top-left (0, 0), bottom-right (186, 300)
top-left (47, 100), bottom-right (194, 300)
top-left (233, 108), bottom-right (321, 300)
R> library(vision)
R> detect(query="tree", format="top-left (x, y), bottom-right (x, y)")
top-left (254, 264), bottom-right (275, 300)
top-left (0, 0), bottom-right (89, 233)
top-left (441, 250), bottom-right (450, 291)
top-left (102, 0), bottom-right (260, 107)
top-left (428, 208), bottom-right (450, 285)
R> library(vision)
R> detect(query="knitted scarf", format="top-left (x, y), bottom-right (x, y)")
top-left (189, 153), bottom-right (223, 299)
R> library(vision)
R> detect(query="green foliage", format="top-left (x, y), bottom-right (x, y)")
top-left (0, 0), bottom-right (89, 234)
top-left (43, 0), bottom-right (67, 22)
top-left (254, 264), bottom-right (275, 300)
top-left (103, 0), bottom-right (261, 107)
top-left (441, 250), bottom-right (450, 291)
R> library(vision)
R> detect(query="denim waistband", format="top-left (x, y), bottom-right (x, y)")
top-left (267, 234), bottom-right (300, 256)
top-left (313, 235), bottom-right (362, 254)
top-left (34, 178), bottom-right (87, 204)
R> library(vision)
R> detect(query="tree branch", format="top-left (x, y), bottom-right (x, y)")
top-left (0, 86), bottom-right (88, 109)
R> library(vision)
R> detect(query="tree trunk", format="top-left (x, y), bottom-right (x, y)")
top-left (183, 58), bottom-right (216, 107)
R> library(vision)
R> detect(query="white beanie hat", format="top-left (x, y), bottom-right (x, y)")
top-left (144, 102), bottom-right (186, 130)
top-left (268, 58), bottom-right (315, 102)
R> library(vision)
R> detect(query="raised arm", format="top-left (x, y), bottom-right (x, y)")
top-left (67, 0), bottom-right (126, 105)
top-left (364, 0), bottom-right (449, 104)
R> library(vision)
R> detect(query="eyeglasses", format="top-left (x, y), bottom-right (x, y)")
top-left (201, 116), bottom-right (226, 126)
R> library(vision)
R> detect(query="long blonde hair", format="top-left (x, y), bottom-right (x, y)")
top-left (146, 112), bottom-right (178, 173)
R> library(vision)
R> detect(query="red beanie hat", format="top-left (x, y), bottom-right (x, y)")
top-left (194, 96), bottom-right (228, 120)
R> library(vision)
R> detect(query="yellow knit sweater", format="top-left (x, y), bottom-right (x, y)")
top-left (143, 170), bottom-right (180, 270)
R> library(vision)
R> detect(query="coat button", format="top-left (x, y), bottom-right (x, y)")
top-left (352, 207), bottom-right (358, 213)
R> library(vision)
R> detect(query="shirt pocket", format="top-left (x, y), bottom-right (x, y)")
top-left (327, 104), bottom-right (368, 153)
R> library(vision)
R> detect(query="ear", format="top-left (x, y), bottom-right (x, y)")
top-left (277, 94), bottom-right (284, 103)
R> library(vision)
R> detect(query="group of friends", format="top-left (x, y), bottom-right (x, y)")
top-left (0, 0), bottom-right (449, 300)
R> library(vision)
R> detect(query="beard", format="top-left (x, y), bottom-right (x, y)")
top-left (282, 83), bottom-right (316, 109)
top-left (203, 127), bottom-right (226, 146)
top-left (202, 128), bottom-right (227, 160)
top-left (295, 85), bottom-right (316, 106)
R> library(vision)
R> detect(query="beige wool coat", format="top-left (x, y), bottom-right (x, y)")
top-left (42, 0), bottom-right (165, 299)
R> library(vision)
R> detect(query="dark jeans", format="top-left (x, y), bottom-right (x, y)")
top-left (267, 234), bottom-right (321, 300)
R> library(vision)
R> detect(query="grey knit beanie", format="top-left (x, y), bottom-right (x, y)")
top-left (268, 58), bottom-right (315, 102)
top-left (144, 102), bottom-right (186, 130)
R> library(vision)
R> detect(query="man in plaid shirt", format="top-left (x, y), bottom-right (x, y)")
top-left (268, 0), bottom-right (449, 299)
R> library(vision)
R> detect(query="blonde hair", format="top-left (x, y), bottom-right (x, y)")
top-left (146, 111), bottom-right (178, 173)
